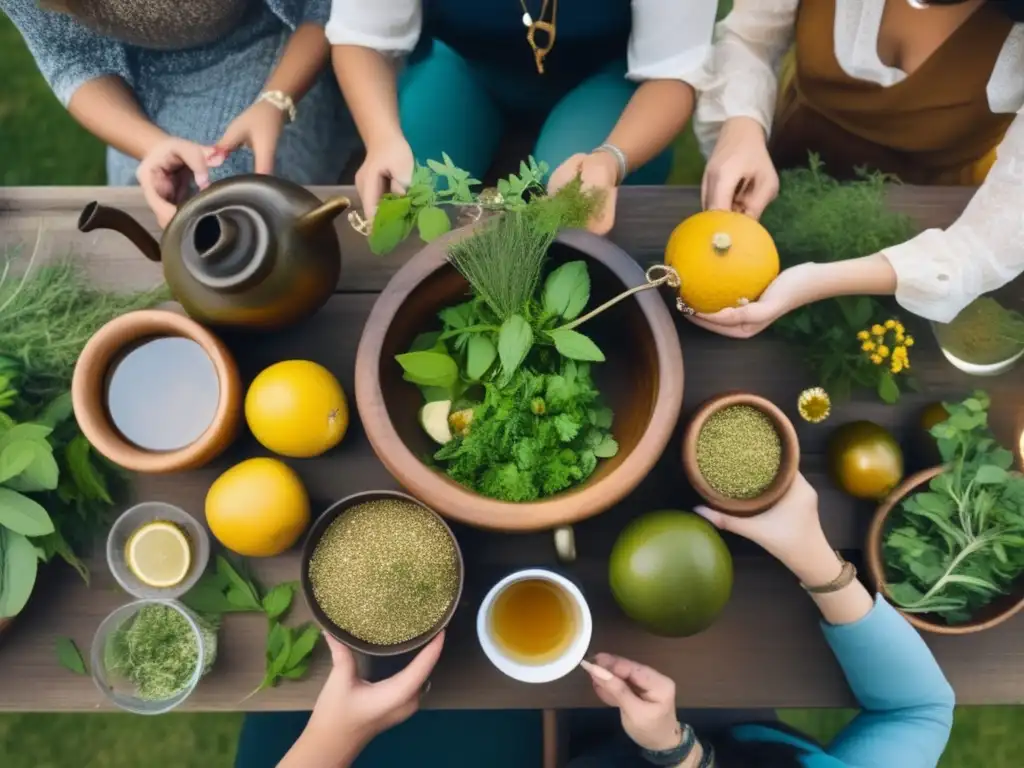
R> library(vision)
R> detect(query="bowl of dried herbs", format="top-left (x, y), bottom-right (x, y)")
top-left (867, 392), bottom-right (1024, 634)
top-left (932, 297), bottom-right (1024, 377)
top-left (682, 392), bottom-right (800, 517)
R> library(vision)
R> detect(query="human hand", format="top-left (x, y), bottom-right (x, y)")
top-left (217, 100), bottom-right (288, 176)
top-left (136, 137), bottom-right (224, 228)
top-left (701, 116), bottom-right (779, 219)
top-left (581, 654), bottom-right (680, 752)
top-left (547, 151), bottom-right (619, 235)
top-left (695, 473), bottom-right (834, 580)
top-left (356, 137), bottom-right (415, 224)
top-left (686, 262), bottom-right (819, 339)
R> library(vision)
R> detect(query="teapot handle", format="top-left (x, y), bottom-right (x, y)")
top-left (297, 196), bottom-right (351, 236)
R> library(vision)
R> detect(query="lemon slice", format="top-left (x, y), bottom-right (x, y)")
top-left (126, 521), bottom-right (192, 588)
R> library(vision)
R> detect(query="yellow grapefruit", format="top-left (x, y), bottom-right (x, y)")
top-left (205, 457), bottom-right (310, 556)
top-left (665, 210), bottom-right (780, 314)
top-left (245, 360), bottom-right (349, 458)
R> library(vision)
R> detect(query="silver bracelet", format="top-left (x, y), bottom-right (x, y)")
top-left (257, 90), bottom-right (297, 123)
top-left (594, 143), bottom-right (628, 185)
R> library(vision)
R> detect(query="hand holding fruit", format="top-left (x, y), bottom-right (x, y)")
top-left (548, 151), bottom-right (619, 235)
top-left (136, 137), bottom-right (224, 228)
top-left (582, 653), bottom-right (682, 752)
top-left (701, 116), bottom-right (779, 219)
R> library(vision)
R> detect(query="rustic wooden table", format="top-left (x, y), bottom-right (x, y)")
top-left (1, 185), bottom-right (1022, 714)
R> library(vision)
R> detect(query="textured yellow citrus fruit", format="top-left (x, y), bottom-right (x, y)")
top-left (665, 210), bottom-right (780, 314)
top-left (205, 457), bottom-right (310, 557)
top-left (245, 360), bottom-right (349, 458)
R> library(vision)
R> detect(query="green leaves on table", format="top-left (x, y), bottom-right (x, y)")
top-left (183, 556), bottom-right (317, 692)
top-left (55, 636), bottom-right (88, 676)
top-left (882, 392), bottom-right (1024, 623)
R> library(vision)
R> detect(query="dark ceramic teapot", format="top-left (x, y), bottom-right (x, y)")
top-left (78, 175), bottom-right (350, 330)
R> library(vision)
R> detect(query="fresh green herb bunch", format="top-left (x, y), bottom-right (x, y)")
top-left (883, 392), bottom-right (1024, 624)
top-left (761, 156), bottom-right (920, 402)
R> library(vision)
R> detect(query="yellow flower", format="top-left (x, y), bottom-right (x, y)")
top-left (862, 341), bottom-right (876, 352)
top-left (895, 322), bottom-right (905, 334)
top-left (895, 332), bottom-right (905, 343)
top-left (871, 324), bottom-right (885, 336)
top-left (884, 319), bottom-right (896, 329)
top-left (857, 330), bottom-right (870, 341)
top-left (798, 387), bottom-right (832, 424)
top-left (891, 363), bottom-right (903, 374)
top-left (904, 336), bottom-right (914, 347)
top-left (878, 345), bottom-right (890, 358)
top-left (870, 354), bottom-right (883, 365)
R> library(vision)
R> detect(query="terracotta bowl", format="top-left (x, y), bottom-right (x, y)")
top-left (866, 465), bottom-right (1024, 635)
top-left (71, 309), bottom-right (242, 473)
top-left (300, 490), bottom-right (464, 657)
top-left (354, 229), bottom-right (685, 531)
top-left (682, 392), bottom-right (800, 517)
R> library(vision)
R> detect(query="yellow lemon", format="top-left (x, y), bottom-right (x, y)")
top-left (126, 521), bottom-right (192, 588)
top-left (665, 210), bottom-right (780, 314)
top-left (245, 360), bottom-right (349, 458)
top-left (206, 457), bottom-right (310, 557)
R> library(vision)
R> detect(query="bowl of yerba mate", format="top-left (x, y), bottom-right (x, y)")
top-left (301, 490), bottom-right (464, 656)
top-left (683, 392), bottom-right (800, 517)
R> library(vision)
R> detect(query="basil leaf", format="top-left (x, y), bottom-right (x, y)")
top-left (0, 442), bottom-right (36, 485)
top-left (438, 302), bottom-right (475, 330)
top-left (282, 662), bottom-right (310, 680)
top-left (216, 556), bottom-right (262, 611)
top-left (974, 465), bottom-right (1009, 485)
top-left (542, 261), bottom-right (590, 320)
top-left (4, 440), bottom-right (59, 492)
top-left (498, 315), bottom-right (533, 380)
top-left (0, 529), bottom-right (38, 618)
top-left (262, 582), bottom-right (298, 621)
top-left (266, 622), bottom-right (290, 661)
top-left (286, 623), bottom-right (321, 669)
top-left (546, 329), bottom-right (605, 362)
top-left (409, 332), bottom-right (444, 353)
top-left (181, 582), bottom-right (237, 616)
top-left (369, 196), bottom-right (415, 256)
top-left (465, 335), bottom-right (497, 380)
top-left (416, 206), bottom-right (451, 242)
top-left (0, 424), bottom-right (52, 452)
top-left (0, 488), bottom-right (54, 536)
top-left (56, 636), bottom-right (87, 675)
top-left (396, 351), bottom-right (459, 388)
top-left (593, 436), bottom-right (619, 459)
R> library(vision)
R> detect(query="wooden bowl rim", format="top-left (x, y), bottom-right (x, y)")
top-left (300, 489), bottom-right (465, 657)
top-left (70, 309), bottom-right (241, 473)
top-left (682, 391), bottom-right (800, 517)
top-left (865, 464), bottom-right (1024, 635)
top-left (354, 228), bottom-right (685, 531)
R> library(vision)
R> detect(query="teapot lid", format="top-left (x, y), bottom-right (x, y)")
top-left (182, 206), bottom-right (271, 291)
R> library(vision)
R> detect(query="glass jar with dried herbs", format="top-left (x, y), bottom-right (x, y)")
top-left (933, 297), bottom-right (1024, 373)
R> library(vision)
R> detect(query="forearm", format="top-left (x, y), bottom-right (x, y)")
top-left (606, 80), bottom-right (694, 172)
top-left (67, 76), bottom-right (168, 160)
top-left (799, 255), bottom-right (898, 306)
top-left (332, 45), bottom-right (402, 149)
top-left (278, 727), bottom-right (367, 768)
top-left (265, 23), bottom-right (330, 102)
top-left (785, 536), bottom-right (875, 627)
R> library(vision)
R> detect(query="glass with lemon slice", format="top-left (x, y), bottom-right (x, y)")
top-left (107, 502), bottom-right (210, 599)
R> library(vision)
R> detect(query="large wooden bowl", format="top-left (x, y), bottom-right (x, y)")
top-left (866, 465), bottom-right (1024, 635)
top-left (354, 229), bottom-right (685, 531)
top-left (682, 392), bottom-right (800, 517)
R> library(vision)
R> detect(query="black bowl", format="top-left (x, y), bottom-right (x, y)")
top-left (300, 490), bottom-right (465, 657)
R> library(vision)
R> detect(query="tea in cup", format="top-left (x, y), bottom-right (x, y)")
top-left (477, 568), bottom-right (592, 683)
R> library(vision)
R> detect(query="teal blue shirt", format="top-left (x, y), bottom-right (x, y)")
top-left (732, 597), bottom-right (955, 767)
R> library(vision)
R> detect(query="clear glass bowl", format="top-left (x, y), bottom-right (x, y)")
top-left (91, 599), bottom-right (214, 715)
top-left (107, 501), bottom-right (210, 600)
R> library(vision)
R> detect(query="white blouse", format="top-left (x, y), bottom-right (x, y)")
top-left (325, 0), bottom-right (718, 87)
top-left (694, 0), bottom-right (1024, 323)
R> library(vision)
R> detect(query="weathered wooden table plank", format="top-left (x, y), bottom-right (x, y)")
top-left (1, 186), bottom-right (1022, 713)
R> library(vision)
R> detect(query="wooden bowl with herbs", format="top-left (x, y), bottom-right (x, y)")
top-left (682, 392), bottom-right (800, 517)
top-left (354, 225), bottom-right (684, 532)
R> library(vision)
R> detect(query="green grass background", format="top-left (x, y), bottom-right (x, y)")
top-left (1, 10), bottom-right (1022, 768)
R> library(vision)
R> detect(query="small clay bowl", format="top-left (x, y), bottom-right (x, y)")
top-left (71, 309), bottom-right (242, 473)
top-left (682, 392), bottom-right (800, 517)
top-left (300, 490), bottom-right (465, 658)
top-left (866, 465), bottom-right (1024, 635)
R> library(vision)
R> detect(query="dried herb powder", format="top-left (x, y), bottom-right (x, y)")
top-left (105, 604), bottom-right (216, 701)
top-left (696, 405), bottom-right (782, 499)
top-left (933, 297), bottom-right (1024, 365)
top-left (308, 500), bottom-right (459, 646)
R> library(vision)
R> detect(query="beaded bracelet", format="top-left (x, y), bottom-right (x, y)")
top-left (593, 143), bottom-right (629, 185)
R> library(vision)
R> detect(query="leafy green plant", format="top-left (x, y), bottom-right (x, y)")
top-left (883, 392), bottom-right (1024, 623)
top-left (183, 556), bottom-right (319, 693)
top-left (55, 636), bottom-right (88, 675)
top-left (761, 157), bottom-right (920, 403)
top-left (368, 155), bottom-right (552, 255)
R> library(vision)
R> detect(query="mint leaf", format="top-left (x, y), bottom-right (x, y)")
top-left (547, 329), bottom-right (605, 362)
top-left (261, 582), bottom-right (298, 621)
top-left (396, 351), bottom-right (459, 388)
top-left (417, 206), bottom-right (451, 242)
top-left (542, 261), bottom-right (590, 320)
top-left (466, 335), bottom-right (497, 380)
top-left (56, 636), bottom-right (87, 675)
top-left (0, 488), bottom-right (54, 536)
top-left (498, 315), bottom-right (533, 380)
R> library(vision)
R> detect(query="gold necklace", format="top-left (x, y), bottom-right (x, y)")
top-left (519, 0), bottom-right (558, 74)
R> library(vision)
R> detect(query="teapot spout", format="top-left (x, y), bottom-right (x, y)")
top-left (297, 196), bottom-right (350, 236)
top-left (78, 202), bottom-right (162, 263)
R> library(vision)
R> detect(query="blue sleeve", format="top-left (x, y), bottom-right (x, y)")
top-left (822, 596), bottom-right (954, 768)
top-left (1, 0), bottom-right (132, 105)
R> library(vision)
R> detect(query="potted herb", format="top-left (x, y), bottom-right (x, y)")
top-left (866, 392), bottom-right (1024, 634)
top-left (932, 297), bottom-right (1024, 376)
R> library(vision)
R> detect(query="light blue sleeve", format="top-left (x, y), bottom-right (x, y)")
top-left (0, 0), bottom-right (131, 105)
top-left (822, 596), bottom-right (955, 768)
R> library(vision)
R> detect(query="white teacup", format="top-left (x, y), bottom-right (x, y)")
top-left (476, 568), bottom-right (593, 684)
